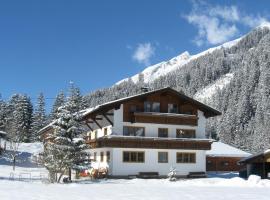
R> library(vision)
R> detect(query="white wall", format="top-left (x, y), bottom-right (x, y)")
top-left (111, 148), bottom-right (206, 176)
top-left (112, 104), bottom-right (124, 135)
top-left (196, 110), bottom-right (206, 138)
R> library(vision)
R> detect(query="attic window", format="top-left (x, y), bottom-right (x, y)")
top-left (144, 101), bottom-right (160, 112)
top-left (168, 103), bottom-right (178, 113)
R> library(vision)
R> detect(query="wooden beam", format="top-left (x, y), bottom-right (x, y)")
top-left (95, 117), bottom-right (103, 120)
top-left (92, 118), bottom-right (102, 129)
top-left (103, 114), bottom-right (113, 126)
top-left (106, 113), bottom-right (114, 116)
top-left (85, 123), bottom-right (93, 131)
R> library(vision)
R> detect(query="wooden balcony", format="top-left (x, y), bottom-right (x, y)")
top-left (86, 136), bottom-right (212, 150)
top-left (132, 112), bottom-right (198, 126)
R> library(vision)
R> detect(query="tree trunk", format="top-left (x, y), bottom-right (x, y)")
top-left (68, 168), bottom-right (71, 181)
top-left (13, 157), bottom-right (16, 171)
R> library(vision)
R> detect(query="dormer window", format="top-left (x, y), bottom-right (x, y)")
top-left (168, 103), bottom-right (178, 113)
top-left (144, 101), bottom-right (160, 112)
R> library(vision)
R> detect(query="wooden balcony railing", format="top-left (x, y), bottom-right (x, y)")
top-left (133, 112), bottom-right (198, 126)
top-left (86, 136), bottom-right (212, 150)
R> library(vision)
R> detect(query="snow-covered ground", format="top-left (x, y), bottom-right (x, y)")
top-left (1, 174), bottom-right (270, 200)
top-left (1, 142), bottom-right (270, 200)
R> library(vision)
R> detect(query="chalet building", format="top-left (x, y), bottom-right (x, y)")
top-left (39, 87), bottom-right (221, 178)
top-left (78, 87), bottom-right (221, 178)
top-left (206, 142), bottom-right (251, 172)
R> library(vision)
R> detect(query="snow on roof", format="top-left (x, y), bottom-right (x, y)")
top-left (206, 142), bottom-right (251, 157)
top-left (37, 120), bottom-right (57, 134)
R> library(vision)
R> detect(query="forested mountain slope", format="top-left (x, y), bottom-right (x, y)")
top-left (84, 24), bottom-right (270, 153)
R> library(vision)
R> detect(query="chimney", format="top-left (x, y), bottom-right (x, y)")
top-left (141, 87), bottom-right (149, 93)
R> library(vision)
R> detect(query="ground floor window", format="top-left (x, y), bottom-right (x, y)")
top-left (123, 151), bottom-right (145, 163)
top-left (158, 152), bottom-right (168, 163)
top-left (100, 152), bottom-right (104, 162)
top-left (176, 152), bottom-right (196, 163)
top-left (106, 151), bottom-right (110, 162)
top-left (94, 152), bottom-right (97, 161)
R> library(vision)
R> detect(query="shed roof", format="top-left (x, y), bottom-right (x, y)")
top-left (206, 141), bottom-right (251, 157)
top-left (239, 149), bottom-right (270, 163)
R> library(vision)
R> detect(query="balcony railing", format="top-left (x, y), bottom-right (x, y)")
top-left (133, 112), bottom-right (198, 126)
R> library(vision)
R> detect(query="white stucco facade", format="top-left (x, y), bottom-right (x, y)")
top-left (90, 147), bottom-right (206, 176)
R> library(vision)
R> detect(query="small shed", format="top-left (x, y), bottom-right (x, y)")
top-left (239, 150), bottom-right (270, 179)
top-left (206, 142), bottom-right (251, 172)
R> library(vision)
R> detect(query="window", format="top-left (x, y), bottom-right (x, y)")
top-left (100, 152), bottom-right (104, 162)
top-left (144, 101), bottom-right (151, 112)
top-left (176, 129), bottom-right (195, 138)
top-left (123, 151), bottom-right (144, 163)
top-left (93, 152), bottom-right (97, 161)
top-left (144, 101), bottom-right (160, 112)
top-left (123, 126), bottom-right (145, 136)
top-left (158, 128), bottom-right (168, 137)
top-left (106, 151), bottom-right (110, 162)
top-left (158, 152), bottom-right (168, 163)
top-left (94, 130), bottom-right (98, 139)
top-left (152, 102), bottom-right (160, 112)
top-left (168, 103), bottom-right (178, 113)
top-left (176, 153), bottom-right (196, 163)
top-left (104, 128), bottom-right (107, 136)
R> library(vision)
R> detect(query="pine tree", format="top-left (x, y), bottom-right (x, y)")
top-left (31, 93), bottom-right (47, 142)
top-left (43, 100), bottom-right (88, 183)
top-left (67, 82), bottom-right (83, 113)
top-left (50, 91), bottom-right (65, 120)
top-left (0, 94), bottom-right (7, 131)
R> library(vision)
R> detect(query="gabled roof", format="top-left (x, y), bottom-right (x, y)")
top-left (38, 87), bottom-right (221, 135)
top-left (239, 149), bottom-right (270, 163)
top-left (82, 87), bottom-right (221, 119)
top-left (206, 141), bottom-right (251, 157)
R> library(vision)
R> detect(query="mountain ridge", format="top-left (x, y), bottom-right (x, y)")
top-left (116, 22), bottom-right (270, 86)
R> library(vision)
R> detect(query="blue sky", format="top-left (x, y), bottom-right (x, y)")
top-left (0, 0), bottom-right (269, 110)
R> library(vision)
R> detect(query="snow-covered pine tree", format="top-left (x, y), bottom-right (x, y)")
top-left (50, 91), bottom-right (65, 120)
top-left (4, 94), bottom-right (33, 170)
top-left (67, 81), bottom-right (83, 113)
top-left (43, 100), bottom-right (88, 183)
top-left (0, 94), bottom-right (7, 131)
top-left (31, 93), bottom-right (47, 142)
